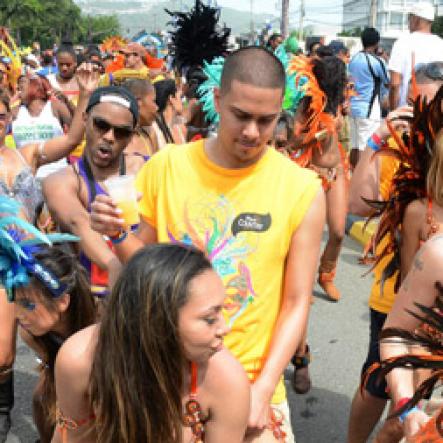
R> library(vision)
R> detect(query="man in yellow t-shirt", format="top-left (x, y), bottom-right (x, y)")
top-left (90, 47), bottom-right (325, 441)
top-left (347, 69), bottom-right (443, 443)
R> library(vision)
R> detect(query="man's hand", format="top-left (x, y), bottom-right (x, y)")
top-left (247, 380), bottom-right (273, 431)
top-left (374, 105), bottom-right (413, 141)
top-left (90, 194), bottom-right (125, 237)
top-left (76, 62), bottom-right (101, 95)
top-left (403, 410), bottom-right (430, 442)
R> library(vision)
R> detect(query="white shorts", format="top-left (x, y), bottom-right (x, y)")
top-left (350, 117), bottom-right (381, 151)
top-left (243, 400), bottom-right (295, 443)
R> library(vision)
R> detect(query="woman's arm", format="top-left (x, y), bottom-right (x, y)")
top-left (381, 235), bottom-right (443, 402)
top-left (21, 63), bottom-right (100, 172)
top-left (205, 350), bottom-right (250, 442)
top-left (348, 106), bottom-right (413, 216)
top-left (51, 97), bottom-right (73, 129)
top-left (52, 326), bottom-right (97, 443)
top-left (380, 237), bottom-right (443, 439)
top-left (400, 200), bottom-right (425, 281)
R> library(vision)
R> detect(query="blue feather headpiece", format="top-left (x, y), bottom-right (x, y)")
top-left (197, 56), bottom-right (225, 125)
top-left (0, 196), bottom-right (79, 301)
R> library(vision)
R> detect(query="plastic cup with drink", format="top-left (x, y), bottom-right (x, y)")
top-left (104, 175), bottom-right (140, 229)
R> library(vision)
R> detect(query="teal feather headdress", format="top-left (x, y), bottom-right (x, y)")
top-left (0, 196), bottom-right (79, 301)
top-left (275, 44), bottom-right (307, 114)
top-left (197, 56), bottom-right (225, 125)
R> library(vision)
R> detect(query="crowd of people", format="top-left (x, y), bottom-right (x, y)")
top-left (0, 0), bottom-right (443, 441)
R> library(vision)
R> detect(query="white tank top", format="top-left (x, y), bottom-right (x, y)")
top-left (12, 101), bottom-right (67, 178)
top-left (13, 101), bottom-right (64, 148)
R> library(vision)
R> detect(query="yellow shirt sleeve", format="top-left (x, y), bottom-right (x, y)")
top-left (136, 149), bottom-right (170, 227)
top-left (289, 168), bottom-right (322, 233)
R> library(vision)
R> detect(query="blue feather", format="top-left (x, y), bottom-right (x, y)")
top-left (197, 57), bottom-right (225, 125)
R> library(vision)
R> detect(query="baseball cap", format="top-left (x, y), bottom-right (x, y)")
top-left (328, 40), bottom-right (347, 55)
top-left (409, 2), bottom-right (435, 21)
top-left (86, 86), bottom-right (139, 126)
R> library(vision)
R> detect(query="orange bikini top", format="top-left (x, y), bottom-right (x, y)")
top-left (56, 361), bottom-right (206, 442)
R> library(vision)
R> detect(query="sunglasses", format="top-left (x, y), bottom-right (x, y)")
top-left (125, 52), bottom-right (140, 58)
top-left (415, 63), bottom-right (443, 81)
top-left (0, 113), bottom-right (8, 122)
top-left (92, 116), bottom-right (133, 139)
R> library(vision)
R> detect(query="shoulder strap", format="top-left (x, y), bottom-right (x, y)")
top-left (190, 361), bottom-right (198, 397)
top-left (81, 155), bottom-right (98, 203)
top-left (363, 52), bottom-right (382, 118)
top-left (12, 147), bottom-right (29, 167)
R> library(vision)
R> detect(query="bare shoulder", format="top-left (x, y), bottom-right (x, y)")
top-left (56, 324), bottom-right (98, 379)
top-left (404, 198), bottom-right (427, 219)
top-left (205, 348), bottom-right (249, 395)
top-left (43, 165), bottom-right (78, 190)
top-left (125, 153), bottom-right (146, 175)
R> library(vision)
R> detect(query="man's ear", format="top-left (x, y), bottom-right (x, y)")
top-left (214, 87), bottom-right (221, 114)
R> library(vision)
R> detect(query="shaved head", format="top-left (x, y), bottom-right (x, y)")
top-left (220, 46), bottom-right (285, 97)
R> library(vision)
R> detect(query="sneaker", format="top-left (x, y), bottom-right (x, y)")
top-left (292, 365), bottom-right (312, 394)
top-left (291, 346), bottom-right (312, 394)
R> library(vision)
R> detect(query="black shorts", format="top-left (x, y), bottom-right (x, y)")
top-left (361, 308), bottom-right (389, 399)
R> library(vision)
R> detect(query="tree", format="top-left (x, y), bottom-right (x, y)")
top-left (0, 0), bottom-right (42, 24)
top-left (82, 15), bottom-right (121, 44)
top-left (1, 0), bottom-right (120, 48)
top-left (338, 27), bottom-right (362, 37)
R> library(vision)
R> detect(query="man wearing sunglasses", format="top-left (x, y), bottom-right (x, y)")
top-left (43, 86), bottom-right (145, 296)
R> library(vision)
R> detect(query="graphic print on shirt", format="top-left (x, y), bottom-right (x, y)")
top-left (167, 194), bottom-right (271, 327)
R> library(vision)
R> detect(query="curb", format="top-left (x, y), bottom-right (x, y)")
top-left (345, 215), bottom-right (378, 246)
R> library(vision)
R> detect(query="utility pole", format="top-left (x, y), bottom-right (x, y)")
top-left (250, 0), bottom-right (255, 44)
top-left (298, 0), bottom-right (305, 42)
top-left (369, 0), bottom-right (377, 27)
top-left (281, 0), bottom-right (290, 38)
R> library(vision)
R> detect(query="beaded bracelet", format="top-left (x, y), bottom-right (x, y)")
top-left (110, 231), bottom-right (128, 245)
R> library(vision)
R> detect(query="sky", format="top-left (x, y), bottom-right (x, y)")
top-left (216, 0), bottom-right (343, 33)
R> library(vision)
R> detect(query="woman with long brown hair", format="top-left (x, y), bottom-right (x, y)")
top-left (53, 243), bottom-right (250, 443)
top-left (14, 245), bottom-right (97, 442)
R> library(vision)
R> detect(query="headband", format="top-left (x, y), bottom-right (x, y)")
top-left (0, 196), bottom-right (79, 301)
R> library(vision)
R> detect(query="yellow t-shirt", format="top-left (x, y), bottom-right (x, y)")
top-left (368, 146), bottom-right (400, 314)
top-left (136, 140), bottom-right (321, 404)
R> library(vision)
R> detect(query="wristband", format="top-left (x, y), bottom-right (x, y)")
top-left (399, 406), bottom-right (420, 423)
top-left (367, 137), bottom-right (380, 151)
top-left (110, 231), bottom-right (128, 245)
top-left (395, 397), bottom-right (420, 423)
top-left (372, 133), bottom-right (383, 145)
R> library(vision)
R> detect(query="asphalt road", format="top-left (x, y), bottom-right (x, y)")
top-left (6, 233), bottom-right (374, 443)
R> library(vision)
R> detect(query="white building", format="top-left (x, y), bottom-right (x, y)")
top-left (343, 0), bottom-right (442, 38)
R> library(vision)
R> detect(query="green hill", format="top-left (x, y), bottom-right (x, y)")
top-left (75, 0), bottom-right (276, 36)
